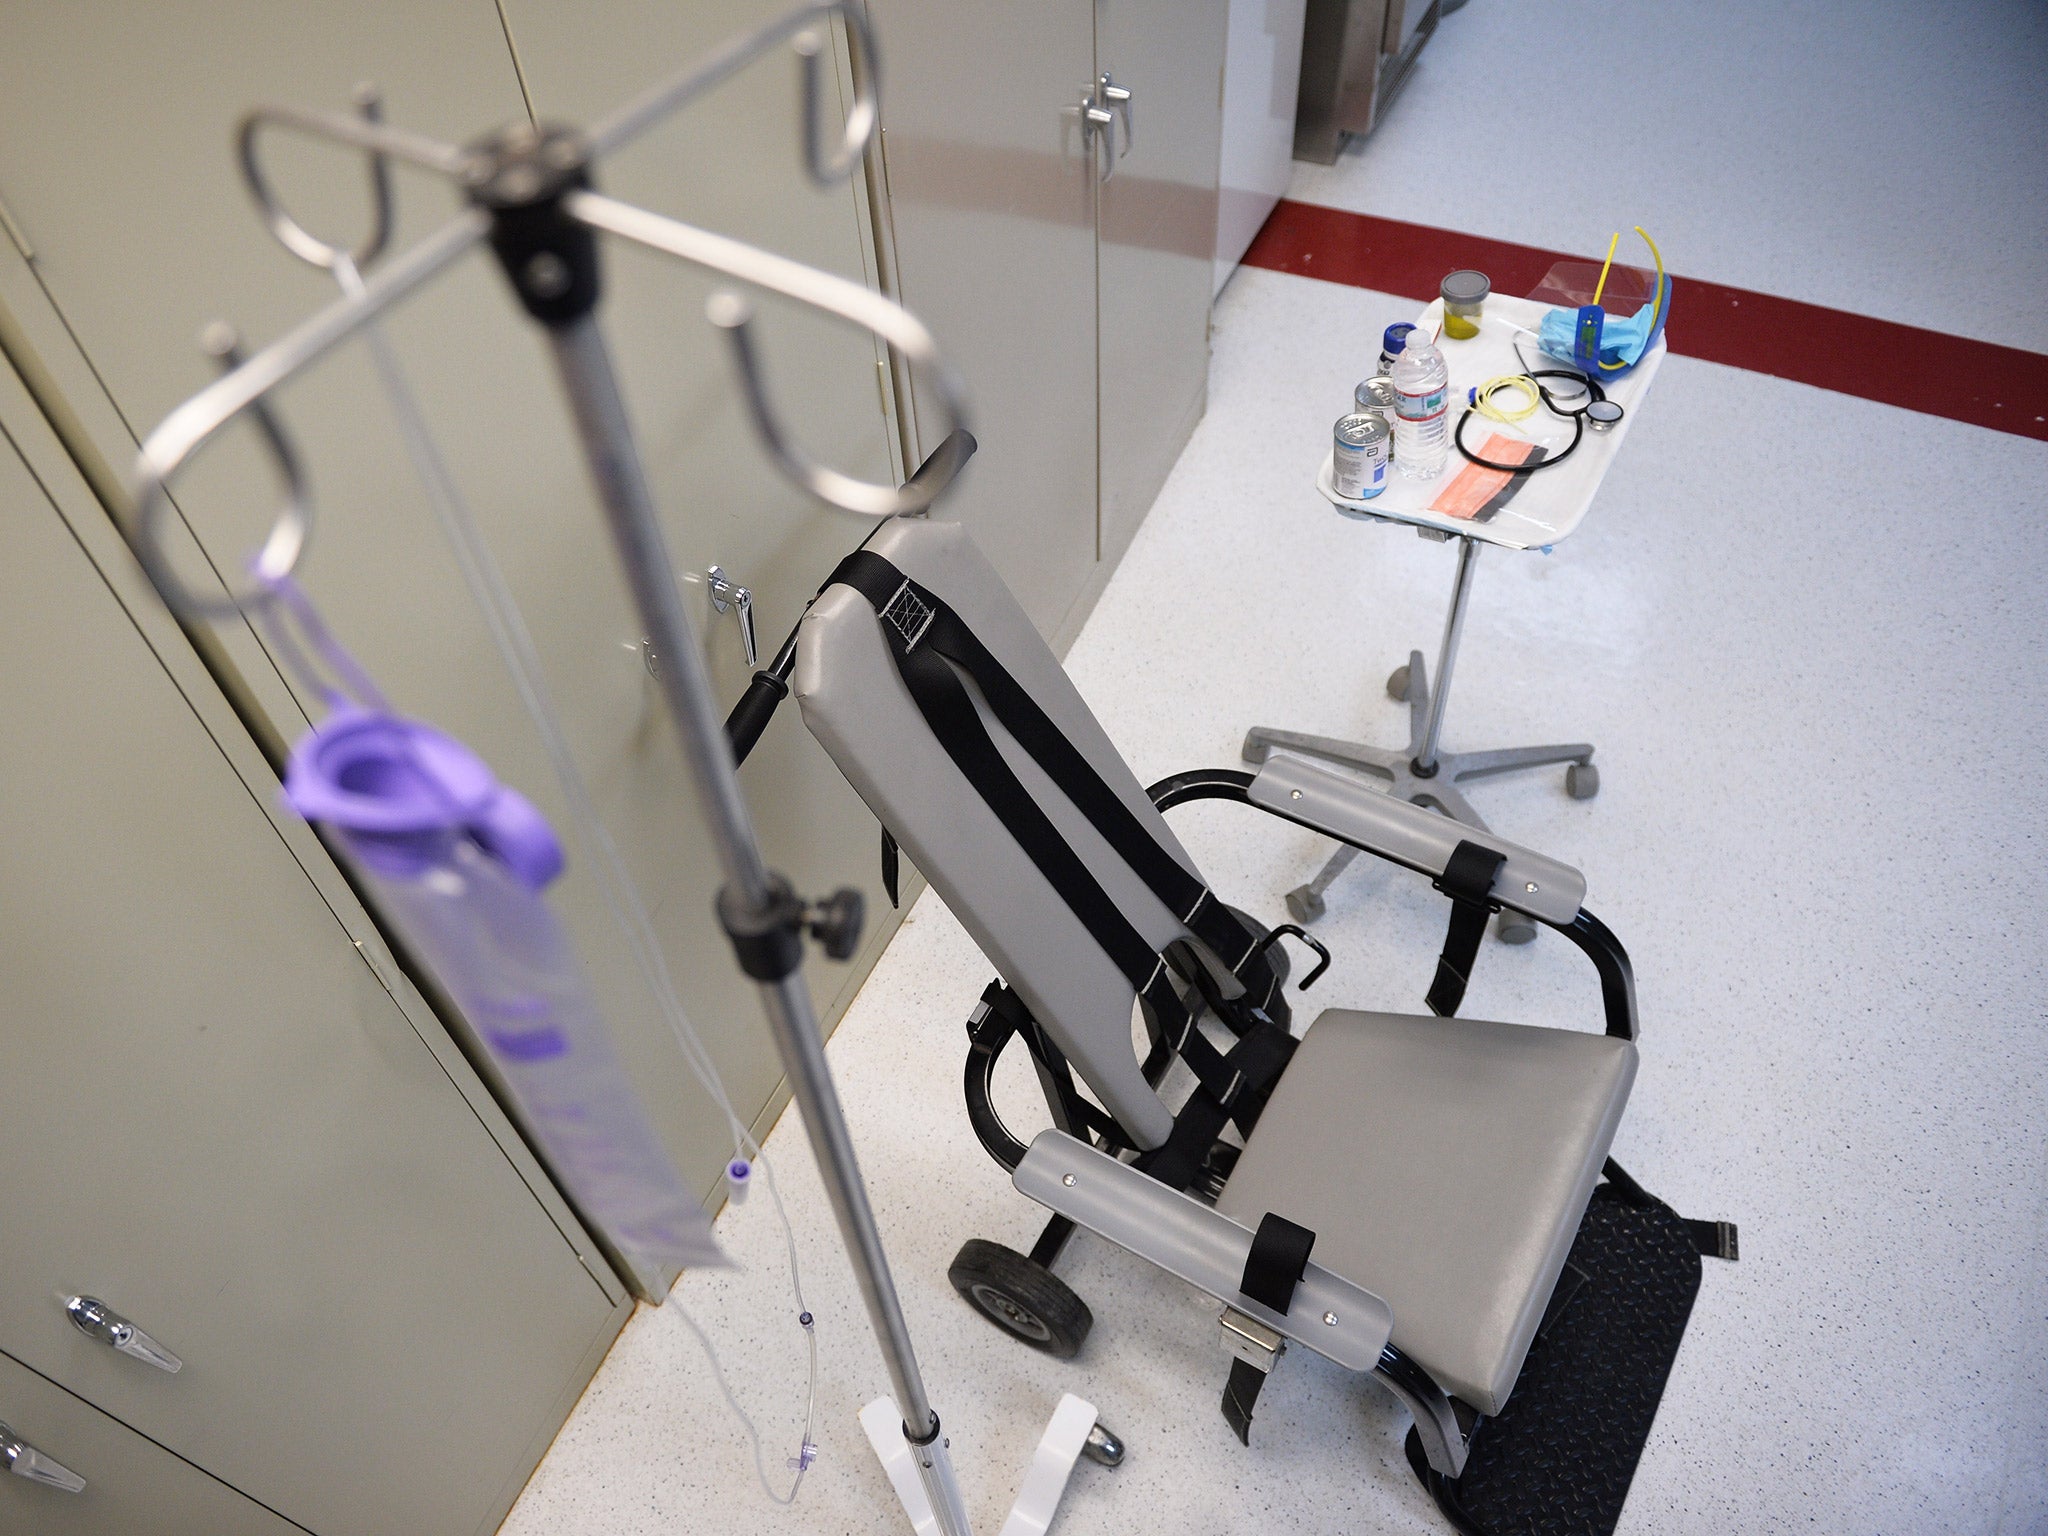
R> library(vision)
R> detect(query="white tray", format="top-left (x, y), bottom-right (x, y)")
top-left (1321, 294), bottom-right (1665, 551)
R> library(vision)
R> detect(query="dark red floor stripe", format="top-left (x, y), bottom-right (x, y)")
top-left (1242, 200), bottom-right (2048, 444)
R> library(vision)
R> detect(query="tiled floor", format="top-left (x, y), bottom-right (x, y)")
top-left (502, 5), bottom-right (2048, 1533)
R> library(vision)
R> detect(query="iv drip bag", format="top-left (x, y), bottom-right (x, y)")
top-left (285, 707), bottom-right (725, 1273)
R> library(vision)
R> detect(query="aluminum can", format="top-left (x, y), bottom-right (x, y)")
top-left (1354, 375), bottom-right (1397, 426)
top-left (1332, 412), bottom-right (1390, 500)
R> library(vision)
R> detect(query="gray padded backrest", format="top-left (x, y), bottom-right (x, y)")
top-left (794, 518), bottom-right (1189, 1148)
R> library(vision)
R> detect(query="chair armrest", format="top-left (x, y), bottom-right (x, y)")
top-left (1013, 1130), bottom-right (1393, 1371)
top-left (1247, 752), bottom-right (1585, 923)
top-left (1148, 758), bottom-right (1638, 1040)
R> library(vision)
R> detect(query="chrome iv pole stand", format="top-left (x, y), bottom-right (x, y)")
top-left (1241, 532), bottom-right (1596, 940)
top-left (124, 8), bottom-right (1103, 1532)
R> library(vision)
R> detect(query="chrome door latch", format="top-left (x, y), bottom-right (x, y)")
top-left (66, 1295), bottom-right (183, 1374)
top-left (707, 565), bottom-right (758, 666)
top-left (1080, 73), bottom-right (1134, 182)
top-left (0, 1420), bottom-right (86, 1493)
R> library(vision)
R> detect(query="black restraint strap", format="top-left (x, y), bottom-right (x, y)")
top-left (1603, 1158), bottom-right (1741, 1261)
top-left (1222, 1213), bottom-right (1317, 1445)
top-left (829, 551), bottom-right (1261, 975)
top-left (828, 551), bottom-right (1297, 1184)
top-left (1427, 839), bottom-right (1509, 1017)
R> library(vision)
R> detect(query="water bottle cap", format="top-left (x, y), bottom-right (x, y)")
top-left (283, 707), bottom-right (564, 889)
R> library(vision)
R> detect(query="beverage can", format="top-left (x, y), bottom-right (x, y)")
top-left (1332, 413), bottom-right (1390, 500)
top-left (1354, 375), bottom-right (1397, 425)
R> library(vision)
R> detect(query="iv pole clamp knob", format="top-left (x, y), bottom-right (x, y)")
top-left (716, 875), bottom-right (866, 978)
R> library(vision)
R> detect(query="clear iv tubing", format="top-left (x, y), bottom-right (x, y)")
top-left (329, 254), bottom-right (820, 1504)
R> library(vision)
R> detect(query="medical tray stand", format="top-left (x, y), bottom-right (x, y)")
top-left (123, 8), bottom-right (1101, 1533)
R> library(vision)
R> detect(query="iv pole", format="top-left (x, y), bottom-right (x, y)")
top-left (123, 7), bottom-right (1102, 1533)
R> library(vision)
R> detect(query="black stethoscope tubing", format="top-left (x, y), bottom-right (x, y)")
top-left (1452, 368), bottom-right (1609, 475)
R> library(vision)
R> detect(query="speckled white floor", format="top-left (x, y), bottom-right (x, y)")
top-left (501, 8), bottom-right (2048, 1532)
top-left (1284, 0), bottom-right (2048, 350)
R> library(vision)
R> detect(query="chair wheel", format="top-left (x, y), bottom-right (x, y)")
top-left (1566, 762), bottom-right (1599, 800)
top-left (1497, 910), bottom-right (1538, 945)
top-left (1386, 664), bottom-right (1412, 703)
top-left (948, 1238), bottom-right (1092, 1359)
top-left (1241, 731), bottom-right (1271, 766)
top-left (1285, 884), bottom-right (1326, 924)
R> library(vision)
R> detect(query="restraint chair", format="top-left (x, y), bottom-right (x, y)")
top-left (728, 508), bottom-right (1733, 1535)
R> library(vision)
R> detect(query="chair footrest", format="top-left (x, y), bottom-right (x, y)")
top-left (1407, 1182), bottom-right (1715, 1536)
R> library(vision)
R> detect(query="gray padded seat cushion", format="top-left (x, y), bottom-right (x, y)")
top-left (1216, 1009), bottom-right (1636, 1414)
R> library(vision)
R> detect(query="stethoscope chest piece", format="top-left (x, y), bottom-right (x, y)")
top-left (1586, 398), bottom-right (1625, 433)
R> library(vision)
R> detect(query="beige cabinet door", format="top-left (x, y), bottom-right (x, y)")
top-left (0, 0), bottom-right (902, 1298)
top-left (864, 0), bottom-right (1103, 637)
top-left (0, 1352), bottom-right (305, 1536)
top-left (0, 404), bottom-right (622, 1536)
top-left (1094, 0), bottom-right (1227, 565)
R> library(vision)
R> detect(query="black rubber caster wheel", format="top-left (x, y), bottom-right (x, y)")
top-left (1498, 910), bottom-right (1538, 945)
top-left (1566, 762), bottom-right (1600, 800)
top-left (1387, 664), bottom-right (1412, 703)
top-left (948, 1238), bottom-right (1092, 1359)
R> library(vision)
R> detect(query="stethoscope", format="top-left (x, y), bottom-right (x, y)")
top-left (1450, 332), bottom-right (1625, 474)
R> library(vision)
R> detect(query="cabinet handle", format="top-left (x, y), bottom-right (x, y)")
top-left (1098, 73), bottom-right (1133, 155)
top-left (0, 1421), bottom-right (86, 1494)
top-left (66, 1296), bottom-right (184, 1374)
top-left (706, 566), bottom-right (759, 667)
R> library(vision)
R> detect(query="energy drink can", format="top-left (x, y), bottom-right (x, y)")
top-left (1332, 412), bottom-right (1390, 500)
top-left (1354, 375), bottom-right (1397, 426)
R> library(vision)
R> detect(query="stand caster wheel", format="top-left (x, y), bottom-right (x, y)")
top-left (1285, 884), bottom-right (1326, 924)
top-left (1387, 664), bottom-right (1412, 703)
top-left (1081, 1422), bottom-right (1125, 1468)
top-left (1241, 731), bottom-right (1271, 766)
top-left (1566, 762), bottom-right (1599, 800)
top-left (948, 1238), bottom-right (1092, 1359)
top-left (1498, 910), bottom-right (1538, 945)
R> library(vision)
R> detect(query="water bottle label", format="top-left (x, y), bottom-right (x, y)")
top-left (1396, 387), bottom-right (1446, 421)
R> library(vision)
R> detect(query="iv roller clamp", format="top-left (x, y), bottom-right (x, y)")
top-left (123, 7), bottom-right (1102, 1532)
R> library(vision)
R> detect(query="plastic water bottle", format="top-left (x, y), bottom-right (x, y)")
top-left (1391, 326), bottom-right (1450, 478)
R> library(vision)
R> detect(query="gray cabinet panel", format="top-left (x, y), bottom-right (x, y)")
top-left (1095, 0), bottom-right (1228, 565)
top-left (0, 425), bottom-right (621, 1536)
top-left (864, 0), bottom-right (1103, 635)
top-left (0, 0), bottom-right (903, 1299)
top-left (0, 1352), bottom-right (304, 1536)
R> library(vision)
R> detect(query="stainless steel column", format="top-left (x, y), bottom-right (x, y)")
top-left (545, 314), bottom-right (945, 1452)
top-left (1414, 534), bottom-right (1480, 774)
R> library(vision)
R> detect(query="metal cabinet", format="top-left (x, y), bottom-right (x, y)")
top-left (0, 366), bottom-right (627, 1535)
top-left (0, 0), bottom-right (905, 1301)
top-left (863, 0), bottom-right (1105, 636)
top-left (867, 0), bottom-right (1225, 634)
top-left (1095, 0), bottom-right (1229, 566)
top-left (0, 1351), bottom-right (304, 1536)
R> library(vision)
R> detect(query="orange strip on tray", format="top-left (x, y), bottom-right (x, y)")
top-left (1429, 434), bottom-right (1542, 519)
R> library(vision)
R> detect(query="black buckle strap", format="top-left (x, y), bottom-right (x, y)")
top-left (1426, 839), bottom-right (1509, 1017)
top-left (1221, 1213), bottom-right (1317, 1445)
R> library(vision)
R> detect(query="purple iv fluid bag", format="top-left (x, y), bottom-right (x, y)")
top-left (285, 707), bottom-right (724, 1273)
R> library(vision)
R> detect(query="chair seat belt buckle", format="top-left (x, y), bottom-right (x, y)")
top-left (1219, 1307), bottom-right (1286, 1374)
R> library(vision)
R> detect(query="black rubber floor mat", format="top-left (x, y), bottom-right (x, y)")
top-left (1405, 1182), bottom-right (1706, 1536)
